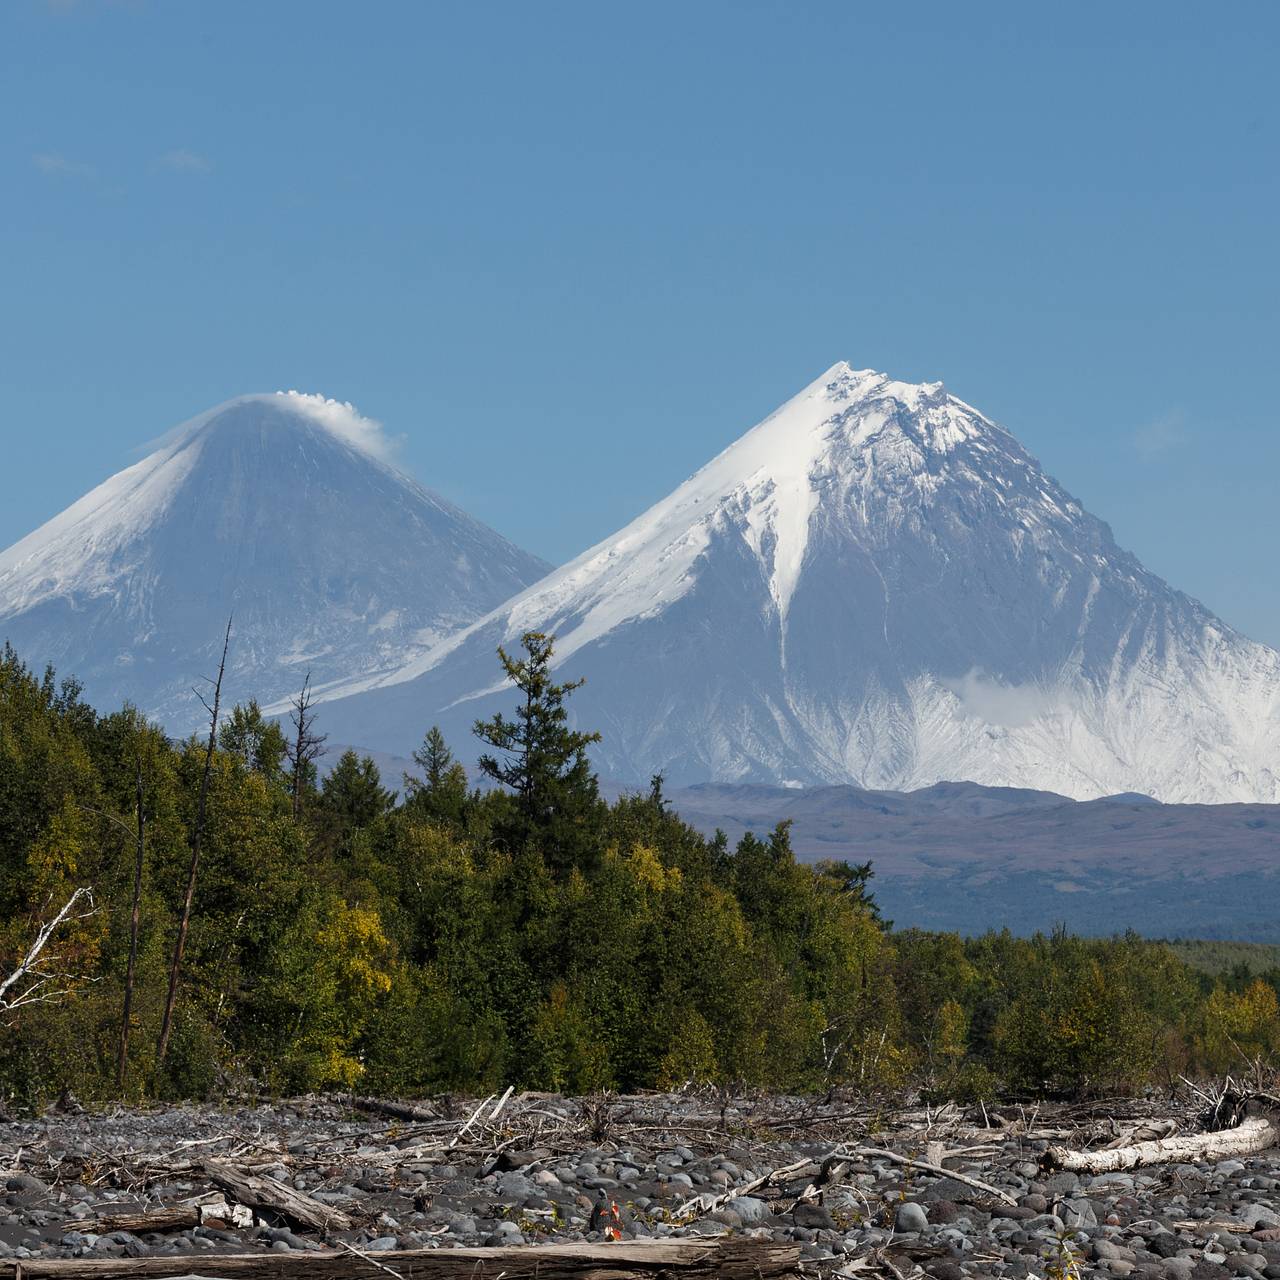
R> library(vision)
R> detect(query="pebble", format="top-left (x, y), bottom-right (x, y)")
top-left (728, 1196), bottom-right (770, 1224)
top-left (896, 1202), bottom-right (929, 1233)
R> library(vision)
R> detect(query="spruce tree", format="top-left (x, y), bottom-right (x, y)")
top-left (319, 749), bottom-right (395, 834)
top-left (415, 726), bottom-right (454, 791)
top-left (404, 726), bottom-right (469, 826)
top-left (473, 631), bottom-right (603, 874)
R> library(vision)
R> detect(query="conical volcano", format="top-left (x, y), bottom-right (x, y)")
top-left (307, 364), bottom-right (1280, 803)
top-left (0, 392), bottom-right (551, 728)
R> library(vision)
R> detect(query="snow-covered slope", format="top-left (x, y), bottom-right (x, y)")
top-left (0, 393), bottom-right (550, 729)
top-left (307, 364), bottom-right (1280, 803)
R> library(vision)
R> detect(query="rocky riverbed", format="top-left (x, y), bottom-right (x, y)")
top-left (0, 1093), bottom-right (1278, 1278)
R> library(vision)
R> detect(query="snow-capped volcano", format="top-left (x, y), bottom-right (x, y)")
top-left (0, 393), bottom-right (550, 728)
top-left (306, 363), bottom-right (1280, 803)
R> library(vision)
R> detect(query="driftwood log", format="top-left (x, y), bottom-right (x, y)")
top-left (204, 1161), bottom-right (354, 1233)
top-left (60, 1199), bottom-right (254, 1235)
top-left (59, 1206), bottom-right (200, 1234)
top-left (346, 1094), bottom-right (438, 1123)
top-left (1045, 1115), bottom-right (1279, 1173)
top-left (0, 1237), bottom-right (799, 1279)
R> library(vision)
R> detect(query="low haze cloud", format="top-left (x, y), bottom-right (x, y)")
top-left (943, 668), bottom-right (1055, 728)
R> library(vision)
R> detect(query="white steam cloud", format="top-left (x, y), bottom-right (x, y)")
top-left (273, 391), bottom-right (401, 464)
top-left (943, 668), bottom-right (1055, 729)
top-left (134, 391), bottom-right (404, 467)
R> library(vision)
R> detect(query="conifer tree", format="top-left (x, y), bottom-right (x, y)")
top-left (404, 726), bottom-right (468, 825)
top-left (415, 726), bottom-right (454, 791)
top-left (319, 749), bottom-right (395, 834)
top-left (473, 631), bottom-right (603, 873)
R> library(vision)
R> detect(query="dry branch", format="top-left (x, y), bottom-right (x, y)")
top-left (448, 1092), bottom-right (495, 1148)
top-left (677, 1142), bottom-right (1016, 1220)
top-left (786, 1158), bottom-right (850, 1210)
top-left (674, 1152), bottom-right (817, 1218)
top-left (849, 1146), bottom-right (1018, 1208)
top-left (0, 887), bottom-right (97, 1019)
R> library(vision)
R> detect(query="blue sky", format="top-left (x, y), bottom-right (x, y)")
top-left (4, 1), bottom-right (1279, 642)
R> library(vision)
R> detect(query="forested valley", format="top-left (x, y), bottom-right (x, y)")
top-left (2, 634), bottom-right (1277, 1112)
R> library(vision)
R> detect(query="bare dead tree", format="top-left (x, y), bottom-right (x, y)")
top-left (118, 753), bottom-right (146, 1088)
top-left (79, 766), bottom-right (148, 1090)
top-left (0, 886), bottom-right (98, 1022)
top-left (287, 671), bottom-right (327, 820)
top-left (156, 615), bottom-right (232, 1069)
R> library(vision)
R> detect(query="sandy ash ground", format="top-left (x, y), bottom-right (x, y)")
top-left (1, 1092), bottom-right (1279, 1278)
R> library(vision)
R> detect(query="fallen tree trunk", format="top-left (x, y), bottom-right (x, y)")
top-left (204, 1161), bottom-right (354, 1233)
top-left (60, 1207), bottom-right (199, 1234)
top-left (0, 1237), bottom-right (799, 1279)
top-left (1044, 1115), bottom-right (1278, 1173)
top-left (347, 1095), bottom-right (438, 1123)
top-left (61, 1200), bottom-right (253, 1234)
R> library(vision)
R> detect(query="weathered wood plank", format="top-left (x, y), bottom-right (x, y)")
top-left (0, 1237), bottom-right (799, 1279)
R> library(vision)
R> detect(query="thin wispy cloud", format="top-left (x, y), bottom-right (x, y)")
top-left (1133, 412), bottom-right (1187, 459)
top-left (33, 152), bottom-right (94, 178)
top-left (158, 148), bottom-right (212, 174)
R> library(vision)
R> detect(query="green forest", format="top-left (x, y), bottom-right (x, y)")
top-left (1, 634), bottom-right (1277, 1111)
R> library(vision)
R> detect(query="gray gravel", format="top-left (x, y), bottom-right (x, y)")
top-left (1, 1099), bottom-right (1278, 1279)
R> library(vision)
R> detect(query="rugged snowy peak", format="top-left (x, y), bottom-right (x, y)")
top-left (517, 362), bottom-right (895, 647)
top-left (521, 364), bottom-right (999, 638)
top-left (308, 363), bottom-right (1280, 804)
top-left (0, 393), bottom-right (551, 728)
top-left (352, 363), bottom-right (994, 686)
